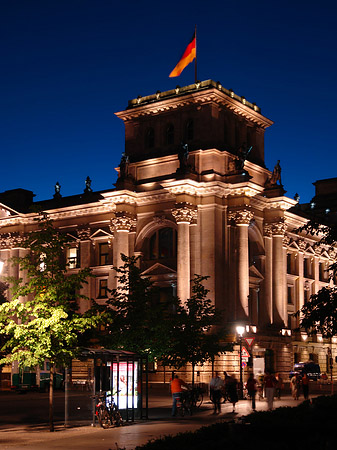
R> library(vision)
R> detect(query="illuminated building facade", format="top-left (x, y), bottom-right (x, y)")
top-left (0, 80), bottom-right (336, 385)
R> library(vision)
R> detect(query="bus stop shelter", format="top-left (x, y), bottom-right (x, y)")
top-left (69, 348), bottom-right (148, 425)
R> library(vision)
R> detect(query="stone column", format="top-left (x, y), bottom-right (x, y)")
top-left (229, 209), bottom-right (253, 321)
top-left (297, 239), bottom-right (306, 312)
top-left (77, 226), bottom-right (92, 313)
top-left (111, 212), bottom-right (136, 270)
top-left (172, 203), bottom-right (197, 302)
top-left (271, 221), bottom-right (287, 327)
top-left (263, 224), bottom-right (273, 326)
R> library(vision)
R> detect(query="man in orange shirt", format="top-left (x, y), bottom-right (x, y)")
top-left (170, 374), bottom-right (188, 416)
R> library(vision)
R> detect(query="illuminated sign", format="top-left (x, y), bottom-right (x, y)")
top-left (112, 362), bottom-right (138, 410)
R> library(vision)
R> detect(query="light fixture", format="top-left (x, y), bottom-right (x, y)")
top-left (236, 325), bottom-right (245, 337)
top-left (0, 260), bottom-right (4, 274)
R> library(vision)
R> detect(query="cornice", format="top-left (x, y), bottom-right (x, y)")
top-left (115, 81), bottom-right (273, 129)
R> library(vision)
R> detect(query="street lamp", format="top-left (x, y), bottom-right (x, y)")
top-left (236, 325), bottom-right (245, 399)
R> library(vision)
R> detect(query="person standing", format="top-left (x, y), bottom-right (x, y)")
top-left (291, 373), bottom-right (300, 400)
top-left (209, 372), bottom-right (224, 414)
top-left (302, 373), bottom-right (309, 400)
top-left (226, 374), bottom-right (239, 412)
top-left (275, 373), bottom-right (284, 399)
top-left (246, 372), bottom-right (258, 411)
top-left (264, 371), bottom-right (276, 411)
top-left (170, 374), bottom-right (188, 416)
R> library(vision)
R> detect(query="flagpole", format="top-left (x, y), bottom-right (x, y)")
top-left (194, 25), bottom-right (197, 83)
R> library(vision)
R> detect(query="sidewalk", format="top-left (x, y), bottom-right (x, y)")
top-left (0, 387), bottom-right (330, 450)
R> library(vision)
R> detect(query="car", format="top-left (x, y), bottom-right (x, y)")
top-left (289, 361), bottom-right (321, 380)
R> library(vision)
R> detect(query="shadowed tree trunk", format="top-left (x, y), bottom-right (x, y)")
top-left (49, 365), bottom-right (55, 432)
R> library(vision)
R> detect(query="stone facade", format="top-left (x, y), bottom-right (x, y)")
top-left (0, 80), bottom-right (336, 384)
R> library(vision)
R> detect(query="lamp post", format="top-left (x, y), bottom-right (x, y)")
top-left (236, 325), bottom-right (245, 400)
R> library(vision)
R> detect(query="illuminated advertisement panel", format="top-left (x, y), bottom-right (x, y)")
top-left (112, 362), bottom-right (138, 409)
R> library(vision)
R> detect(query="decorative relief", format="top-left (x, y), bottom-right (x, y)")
top-left (283, 235), bottom-right (291, 247)
top-left (172, 203), bottom-right (197, 224)
top-left (264, 220), bottom-right (287, 237)
top-left (0, 232), bottom-right (24, 249)
top-left (228, 209), bottom-right (253, 226)
top-left (110, 211), bottom-right (137, 232)
top-left (297, 238), bottom-right (307, 252)
top-left (263, 224), bottom-right (273, 238)
top-left (77, 226), bottom-right (91, 241)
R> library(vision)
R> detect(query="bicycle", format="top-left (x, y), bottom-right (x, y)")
top-left (95, 391), bottom-right (123, 428)
top-left (190, 386), bottom-right (203, 408)
top-left (176, 390), bottom-right (192, 417)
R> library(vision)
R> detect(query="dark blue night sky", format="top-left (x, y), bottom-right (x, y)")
top-left (1, 0), bottom-right (337, 203)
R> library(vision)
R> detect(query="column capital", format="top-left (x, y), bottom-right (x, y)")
top-left (172, 202), bottom-right (197, 224)
top-left (228, 209), bottom-right (253, 226)
top-left (264, 220), bottom-right (287, 237)
top-left (110, 211), bottom-right (136, 232)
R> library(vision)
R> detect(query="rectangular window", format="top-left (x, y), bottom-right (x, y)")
top-left (67, 247), bottom-right (79, 269)
top-left (303, 258), bottom-right (308, 278)
top-left (287, 286), bottom-right (294, 305)
top-left (99, 243), bottom-right (110, 265)
top-left (98, 279), bottom-right (108, 298)
top-left (319, 262), bottom-right (329, 282)
top-left (287, 253), bottom-right (292, 274)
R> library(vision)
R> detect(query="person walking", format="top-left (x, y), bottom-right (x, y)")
top-left (170, 374), bottom-right (188, 416)
top-left (291, 373), bottom-right (300, 400)
top-left (226, 374), bottom-right (239, 412)
top-left (264, 371), bottom-right (276, 411)
top-left (302, 373), bottom-right (309, 400)
top-left (275, 373), bottom-right (284, 399)
top-left (209, 371), bottom-right (224, 414)
top-left (246, 372), bottom-right (258, 411)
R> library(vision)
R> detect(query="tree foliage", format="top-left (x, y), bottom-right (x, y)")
top-left (296, 216), bottom-right (337, 337)
top-left (297, 287), bottom-right (337, 338)
top-left (101, 254), bottom-right (181, 362)
top-left (161, 275), bottom-right (233, 372)
top-left (0, 213), bottom-right (99, 430)
top-left (102, 257), bottom-right (233, 378)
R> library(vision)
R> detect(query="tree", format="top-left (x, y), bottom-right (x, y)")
top-left (0, 213), bottom-right (99, 431)
top-left (161, 275), bottom-right (233, 385)
top-left (296, 215), bottom-right (337, 337)
top-left (298, 287), bottom-right (337, 337)
top-left (103, 258), bottom-right (233, 385)
top-left (101, 254), bottom-right (180, 363)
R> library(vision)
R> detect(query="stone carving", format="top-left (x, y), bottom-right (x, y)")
top-left (228, 143), bottom-right (252, 173)
top-left (228, 209), bottom-right (253, 225)
top-left (172, 203), bottom-right (197, 224)
top-left (119, 153), bottom-right (130, 179)
top-left (177, 143), bottom-right (191, 174)
top-left (0, 232), bottom-right (24, 249)
top-left (54, 182), bottom-right (62, 199)
top-left (84, 176), bottom-right (92, 193)
top-left (111, 212), bottom-right (136, 232)
top-left (263, 224), bottom-right (273, 238)
top-left (265, 160), bottom-right (282, 187)
top-left (77, 226), bottom-right (91, 241)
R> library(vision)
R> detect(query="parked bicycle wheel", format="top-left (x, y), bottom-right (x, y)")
top-left (191, 388), bottom-right (203, 408)
top-left (98, 407), bottom-right (111, 429)
top-left (112, 410), bottom-right (123, 427)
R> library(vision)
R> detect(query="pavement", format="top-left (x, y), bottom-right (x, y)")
top-left (0, 384), bottom-right (333, 450)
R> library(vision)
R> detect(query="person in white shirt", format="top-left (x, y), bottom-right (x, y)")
top-left (209, 372), bottom-right (224, 414)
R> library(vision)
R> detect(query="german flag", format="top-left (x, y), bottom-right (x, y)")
top-left (169, 31), bottom-right (196, 78)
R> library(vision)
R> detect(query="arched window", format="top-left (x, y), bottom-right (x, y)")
top-left (185, 119), bottom-right (194, 141)
top-left (145, 128), bottom-right (155, 149)
top-left (149, 227), bottom-right (177, 260)
top-left (165, 124), bottom-right (174, 146)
